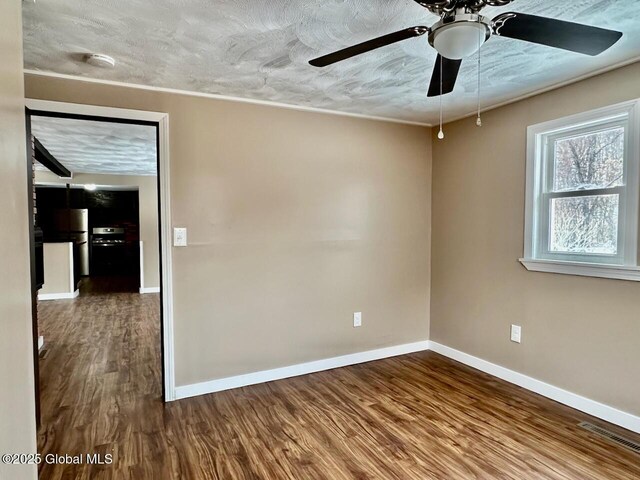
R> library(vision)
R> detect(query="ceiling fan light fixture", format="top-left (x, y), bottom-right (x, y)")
top-left (429, 15), bottom-right (490, 60)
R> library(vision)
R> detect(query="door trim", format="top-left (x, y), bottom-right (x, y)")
top-left (26, 99), bottom-right (176, 401)
top-left (25, 110), bottom-right (41, 426)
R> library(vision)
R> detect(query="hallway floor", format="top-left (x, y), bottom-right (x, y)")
top-left (36, 281), bottom-right (640, 479)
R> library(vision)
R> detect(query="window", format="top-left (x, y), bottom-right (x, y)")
top-left (521, 100), bottom-right (640, 281)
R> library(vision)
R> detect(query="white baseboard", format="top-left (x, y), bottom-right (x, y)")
top-left (139, 287), bottom-right (160, 294)
top-left (172, 337), bottom-right (640, 434)
top-left (174, 340), bottom-right (430, 400)
top-left (429, 341), bottom-right (640, 434)
top-left (38, 289), bottom-right (79, 301)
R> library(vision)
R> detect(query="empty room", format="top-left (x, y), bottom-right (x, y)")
top-left (1, 1), bottom-right (639, 479)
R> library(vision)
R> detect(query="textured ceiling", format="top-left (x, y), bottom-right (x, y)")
top-left (22, 0), bottom-right (640, 124)
top-left (31, 117), bottom-right (157, 176)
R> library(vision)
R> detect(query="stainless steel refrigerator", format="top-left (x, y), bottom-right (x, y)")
top-left (52, 208), bottom-right (89, 276)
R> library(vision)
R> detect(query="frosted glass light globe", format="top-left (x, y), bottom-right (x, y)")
top-left (432, 22), bottom-right (487, 60)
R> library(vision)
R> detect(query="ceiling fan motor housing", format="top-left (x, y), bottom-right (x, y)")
top-left (416, 0), bottom-right (514, 15)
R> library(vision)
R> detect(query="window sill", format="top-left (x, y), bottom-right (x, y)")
top-left (519, 258), bottom-right (640, 282)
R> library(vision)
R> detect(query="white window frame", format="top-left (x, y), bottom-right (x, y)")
top-left (521, 99), bottom-right (640, 281)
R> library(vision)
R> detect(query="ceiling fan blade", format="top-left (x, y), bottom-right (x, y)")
top-left (427, 55), bottom-right (462, 97)
top-left (492, 12), bottom-right (623, 56)
top-left (309, 26), bottom-right (429, 67)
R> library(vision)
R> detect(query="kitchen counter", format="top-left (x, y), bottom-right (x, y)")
top-left (42, 237), bottom-right (87, 245)
top-left (38, 242), bottom-right (79, 300)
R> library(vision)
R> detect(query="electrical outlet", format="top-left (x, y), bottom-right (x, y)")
top-left (510, 324), bottom-right (522, 343)
top-left (353, 312), bottom-right (362, 328)
top-left (173, 227), bottom-right (188, 247)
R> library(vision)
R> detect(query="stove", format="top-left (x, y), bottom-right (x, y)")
top-left (90, 227), bottom-right (132, 275)
top-left (92, 238), bottom-right (126, 245)
top-left (92, 227), bottom-right (125, 242)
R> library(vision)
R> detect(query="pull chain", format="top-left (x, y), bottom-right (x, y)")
top-left (476, 37), bottom-right (482, 127)
top-left (438, 56), bottom-right (444, 140)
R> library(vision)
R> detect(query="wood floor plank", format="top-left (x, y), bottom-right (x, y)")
top-left (37, 278), bottom-right (640, 479)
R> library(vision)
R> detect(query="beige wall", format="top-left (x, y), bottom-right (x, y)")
top-left (431, 62), bottom-right (640, 416)
top-left (0, 1), bottom-right (38, 479)
top-left (35, 171), bottom-right (160, 289)
top-left (25, 74), bottom-right (432, 386)
top-left (40, 242), bottom-right (74, 296)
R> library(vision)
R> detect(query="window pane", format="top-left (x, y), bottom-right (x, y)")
top-left (549, 194), bottom-right (619, 254)
top-left (553, 126), bottom-right (624, 192)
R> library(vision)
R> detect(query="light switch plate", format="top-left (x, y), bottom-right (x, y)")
top-left (353, 312), bottom-right (362, 328)
top-left (173, 227), bottom-right (187, 247)
top-left (510, 324), bottom-right (522, 343)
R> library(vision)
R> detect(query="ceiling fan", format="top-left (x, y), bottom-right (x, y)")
top-left (308, 0), bottom-right (623, 98)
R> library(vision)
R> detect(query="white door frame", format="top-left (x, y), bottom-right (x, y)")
top-left (26, 98), bottom-right (176, 401)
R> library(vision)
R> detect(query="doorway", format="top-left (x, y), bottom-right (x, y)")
top-left (25, 101), bottom-right (175, 434)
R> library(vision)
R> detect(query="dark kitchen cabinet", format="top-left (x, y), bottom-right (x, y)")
top-left (36, 186), bottom-right (140, 277)
top-left (36, 188), bottom-right (139, 229)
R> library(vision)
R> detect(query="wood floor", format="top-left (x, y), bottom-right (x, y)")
top-left (37, 279), bottom-right (640, 479)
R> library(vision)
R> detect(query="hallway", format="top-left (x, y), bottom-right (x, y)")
top-left (37, 278), bottom-right (162, 478)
